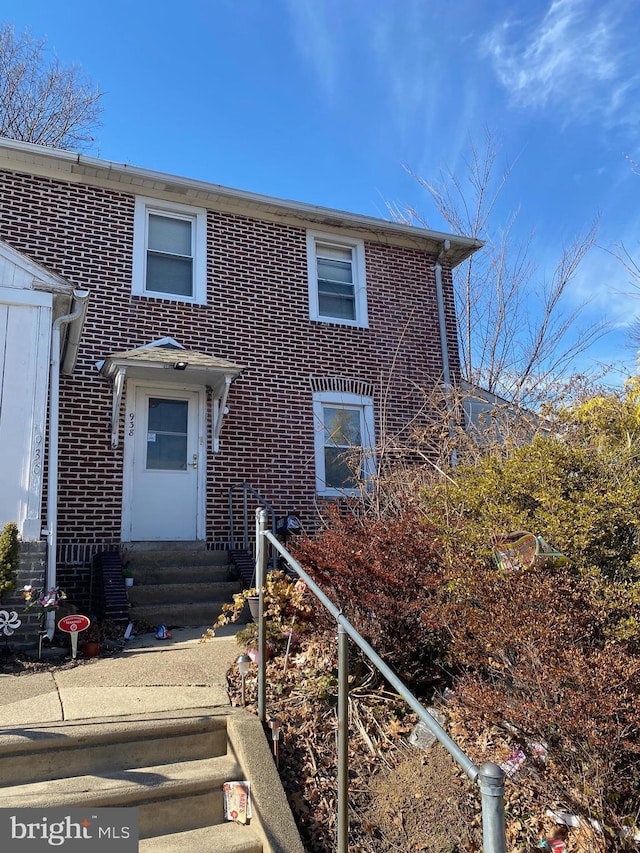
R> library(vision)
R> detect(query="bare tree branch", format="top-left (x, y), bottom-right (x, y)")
top-left (0, 23), bottom-right (103, 150)
top-left (390, 131), bottom-right (608, 408)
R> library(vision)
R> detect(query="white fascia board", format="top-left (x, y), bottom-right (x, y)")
top-left (0, 286), bottom-right (52, 307)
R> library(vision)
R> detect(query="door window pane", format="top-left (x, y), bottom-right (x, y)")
top-left (146, 398), bottom-right (188, 470)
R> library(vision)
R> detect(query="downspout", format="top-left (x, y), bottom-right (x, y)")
top-left (44, 289), bottom-right (90, 638)
top-left (434, 240), bottom-right (457, 465)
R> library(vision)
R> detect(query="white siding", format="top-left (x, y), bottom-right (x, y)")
top-left (0, 288), bottom-right (52, 539)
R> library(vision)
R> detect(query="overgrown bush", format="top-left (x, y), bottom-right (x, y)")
top-left (202, 569), bottom-right (314, 654)
top-left (293, 504), bottom-right (452, 689)
top-left (292, 381), bottom-right (640, 846)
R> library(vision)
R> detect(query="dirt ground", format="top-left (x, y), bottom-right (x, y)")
top-left (0, 645), bottom-right (100, 674)
top-left (360, 743), bottom-right (483, 853)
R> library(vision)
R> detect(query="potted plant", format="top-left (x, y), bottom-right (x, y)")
top-left (80, 620), bottom-right (102, 657)
top-left (123, 567), bottom-right (134, 587)
top-left (202, 570), bottom-right (312, 659)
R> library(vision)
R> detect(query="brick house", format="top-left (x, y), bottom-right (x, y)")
top-left (0, 137), bottom-right (481, 629)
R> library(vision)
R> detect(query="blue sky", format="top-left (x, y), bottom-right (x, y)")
top-left (5, 0), bottom-right (640, 383)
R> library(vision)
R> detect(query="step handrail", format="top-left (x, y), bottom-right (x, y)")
top-left (228, 482), bottom-right (277, 554)
top-left (254, 508), bottom-right (507, 853)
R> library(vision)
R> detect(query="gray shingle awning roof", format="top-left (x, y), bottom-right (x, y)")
top-left (99, 345), bottom-right (244, 450)
top-left (100, 347), bottom-right (243, 384)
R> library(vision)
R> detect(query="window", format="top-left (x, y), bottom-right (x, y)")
top-left (307, 231), bottom-right (368, 327)
top-left (133, 197), bottom-right (207, 303)
top-left (313, 391), bottom-right (375, 495)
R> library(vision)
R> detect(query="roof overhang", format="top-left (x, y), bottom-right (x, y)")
top-left (0, 138), bottom-right (483, 268)
top-left (0, 238), bottom-right (89, 375)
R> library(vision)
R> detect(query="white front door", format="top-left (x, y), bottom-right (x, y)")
top-left (123, 385), bottom-right (204, 541)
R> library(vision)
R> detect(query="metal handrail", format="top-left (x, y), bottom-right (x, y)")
top-left (254, 508), bottom-right (506, 853)
top-left (227, 482), bottom-right (277, 553)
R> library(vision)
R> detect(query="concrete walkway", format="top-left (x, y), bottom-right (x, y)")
top-left (0, 625), bottom-right (240, 728)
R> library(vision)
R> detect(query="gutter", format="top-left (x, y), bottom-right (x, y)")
top-left (0, 138), bottom-right (483, 267)
top-left (43, 289), bottom-right (90, 638)
top-left (61, 293), bottom-right (90, 375)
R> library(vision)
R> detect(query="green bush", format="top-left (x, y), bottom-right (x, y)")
top-left (292, 381), bottom-right (640, 845)
top-left (0, 521), bottom-right (19, 601)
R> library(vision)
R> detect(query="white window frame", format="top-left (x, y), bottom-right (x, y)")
top-left (313, 390), bottom-right (376, 496)
top-left (133, 196), bottom-right (207, 304)
top-left (307, 231), bottom-right (368, 328)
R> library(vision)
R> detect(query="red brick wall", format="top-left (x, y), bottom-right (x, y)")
top-left (0, 168), bottom-right (459, 552)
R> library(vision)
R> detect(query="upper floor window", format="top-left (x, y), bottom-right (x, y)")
top-left (307, 231), bottom-right (368, 327)
top-left (313, 390), bottom-right (375, 496)
top-left (133, 197), bottom-right (207, 304)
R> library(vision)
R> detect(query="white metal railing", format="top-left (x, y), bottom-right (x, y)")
top-left (253, 508), bottom-right (507, 853)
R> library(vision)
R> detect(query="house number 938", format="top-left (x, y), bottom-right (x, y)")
top-left (128, 413), bottom-right (135, 436)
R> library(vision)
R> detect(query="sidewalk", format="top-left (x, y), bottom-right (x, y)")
top-left (0, 625), bottom-right (240, 729)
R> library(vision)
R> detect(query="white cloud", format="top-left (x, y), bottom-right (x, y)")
top-left (482, 0), bottom-right (640, 128)
top-left (283, 0), bottom-right (344, 97)
top-left (570, 240), bottom-right (640, 329)
top-left (283, 0), bottom-right (446, 143)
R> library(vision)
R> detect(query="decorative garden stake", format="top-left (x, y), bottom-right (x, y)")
top-left (22, 583), bottom-right (67, 658)
top-left (0, 609), bottom-right (21, 636)
top-left (268, 718), bottom-right (282, 768)
top-left (0, 609), bottom-right (21, 658)
top-left (58, 614), bottom-right (91, 660)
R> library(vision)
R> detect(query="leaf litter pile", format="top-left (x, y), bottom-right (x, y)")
top-left (227, 634), bottom-right (483, 852)
top-left (226, 631), bottom-right (616, 852)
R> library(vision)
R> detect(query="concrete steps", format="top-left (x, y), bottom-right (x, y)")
top-left (139, 823), bottom-right (262, 853)
top-left (0, 711), bottom-right (263, 851)
top-left (124, 544), bottom-right (241, 628)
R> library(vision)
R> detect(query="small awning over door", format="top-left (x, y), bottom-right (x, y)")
top-left (99, 344), bottom-right (244, 450)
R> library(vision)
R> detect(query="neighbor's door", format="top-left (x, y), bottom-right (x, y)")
top-left (124, 386), bottom-right (203, 541)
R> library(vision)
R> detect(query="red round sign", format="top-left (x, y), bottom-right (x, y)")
top-left (58, 614), bottom-right (91, 633)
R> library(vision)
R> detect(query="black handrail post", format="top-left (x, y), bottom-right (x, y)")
top-left (243, 486), bottom-right (249, 552)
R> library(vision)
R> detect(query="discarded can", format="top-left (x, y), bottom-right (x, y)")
top-left (549, 840), bottom-right (567, 853)
top-left (155, 625), bottom-right (172, 639)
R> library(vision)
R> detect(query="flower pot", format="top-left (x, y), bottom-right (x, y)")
top-left (124, 577), bottom-right (134, 587)
top-left (247, 595), bottom-right (260, 622)
top-left (81, 642), bottom-right (101, 658)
